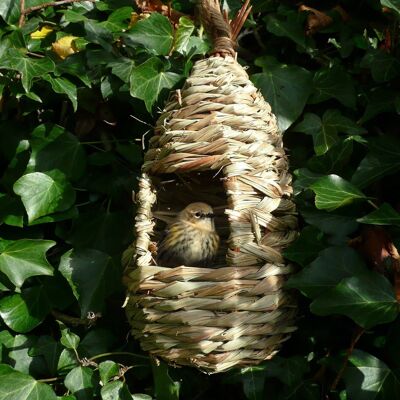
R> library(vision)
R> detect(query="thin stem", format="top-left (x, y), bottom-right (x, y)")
top-left (19, 0), bottom-right (26, 27)
top-left (38, 377), bottom-right (61, 383)
top-left (368, 200), bottom-right (379, 209)
top-left (331, 327), bottom-right (365, 391)
top-left (23, 0), bottom-right (96, 15)
top-left (89, 351), bottom-right (149, 362)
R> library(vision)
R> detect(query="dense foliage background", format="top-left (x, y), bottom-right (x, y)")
top-left (1, 0), bottom-right (400, 398)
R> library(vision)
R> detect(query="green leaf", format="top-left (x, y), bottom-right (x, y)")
top-left (284, 226), bottom-right (326, 267)
top-left (357, 203), bottom-right (400, 226)
top-left (174, 16), bottom-right (195, 55)
top-left (310, 174), bottom-right (367, 211)
top-left (84, 20), bottom-right (113, 51)
top-left (0, 364), bottom-right (57, 400)
top-left (344, 350), bottom-right (400, 400)
top-left (361, 49), bottom-right (400, 82)
top-left (0, 239), bottom-right (55, 288)
top-left (109, 57), bottom-right (135, 83)
top-left (310, 64), bottom-right (356, 108)
top-left (0, 286), bottom-right (50, 333)
top-left (360, 87), bottom-right (396, 123)
top-left (125, 13), bottom-right (174, 55)
top-left (252, 57), bottom-right (312, 131)
top-left (310, 271), bottom-right (398, 329)
top-left (5, 49), bottom-right (55, 92)
top-left (64, 366), bottom-right (96, 400)
top-left (14, 170), bottom-right (76, 223)
top-left (130, 57), bottom-right (181, 112)
top-left (99, 360), bottom-right (119, 384)
top-left (287, 247), bottom-right (366, 298)
top-left (59, 322), bottom-right (80, 351)
top-left (27, 124), bottom-right (86, 181)
top-left (152, 360), bottom-right (180, 400)
top-left (0, 0), bottom-right (20, 25)
top-left (42, 75), bottom-right (78, 111)
top-left (381, 0), bottom-right (400, 16)
top-left (293, 112), bottom-right (337, 155)
top-left (307, 140), bottom-right (354, 175)
top-left (101, 381), bottom-right (132, 400)
top-left (352, 136), bottom-right (400, 189)
top-left (300, 206), bottom-right (358, 238)
top-left (59, 249), bottom-right (117, 317)
top-left (0, 194), bottom-right (24, 227)
top-left (265, 11), bottom-right (314, 51)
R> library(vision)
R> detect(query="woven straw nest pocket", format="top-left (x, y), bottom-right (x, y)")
top-left (123, 52), bottom-right (299, 373)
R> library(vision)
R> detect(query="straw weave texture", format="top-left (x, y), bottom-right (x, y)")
top-left (123, 55), bottom-right (298, 373)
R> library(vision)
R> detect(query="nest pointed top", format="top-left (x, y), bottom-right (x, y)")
top-left (199, 0), bottom-right (252, 57)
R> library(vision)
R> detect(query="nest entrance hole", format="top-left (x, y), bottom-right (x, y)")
top-left (150, 171), bottom-right (229, 268)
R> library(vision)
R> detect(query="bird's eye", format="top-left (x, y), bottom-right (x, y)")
top-left (194, 211), bottom-right (202, 218)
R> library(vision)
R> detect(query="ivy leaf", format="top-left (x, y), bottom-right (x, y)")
top-left (174, 16), bottom-right (195, 55)
top-left (252, 56), bottom-right (312, 131)
top-left (0, 0), bottom-right (20, 25)
top-left (59, 322), bottom-right (80, 351)
top-left (64, 366), bottom-right (96, 400)
top-left (0, 286), bottom-right (50, 333)
top-left (59, 249), bottom-right (117, 317)
top-left (101, 381), bottom-right (132, 400)
top-left (284, 226), bottom-right (326, 267)
top-left (99, 361), bottom-right (120, 384)
top-left (360, 87), bottom-right (397, 123)
top-left (381, 0), bottom-right (400, 16)
top-left (124, 13), bottom-right (173, 55)
top-left (310, 174), bottom-right (367, 211)
top-left (13, 170), bottom-right (76, 223)
top-left (361, 49), bottom-right (400, 82)
top-left (287, 247), bottom-right (366, 298)
top-left (5, 49), bottom-right (55, 92)
top-left (344, 350), bottom-right (400, 400)
top-left (42, 75), bottom-right (78, 111)
top-left (265, 11), bottom-right (314, 51)
top-left (130, 57), bottom-right (181, 112)
top-left (152, 361), bottom-right (180, 400)
top-left (27, 124), bottom-right (86, 181)
top-left (357, 203), bottom-right (400, 226)
top-left (109, 57), bottom-right (135, 83)
top-left (310, 271), bottom-right (398, 329)
top-left (352, 136), bottom-right (400, 189)
top-left (310, 64), bottom-right (356, 108)
top-left (0, 364), bottom-right (57, 400)
top-left (0, 239), bottom-right (55, 288)
top-left (307, 140), bottom-right (354, 175)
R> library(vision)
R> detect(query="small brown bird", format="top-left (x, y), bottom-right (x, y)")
top-left (157, 202), bottom-right (220, 267)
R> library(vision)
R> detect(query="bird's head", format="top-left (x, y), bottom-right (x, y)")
top-left (178, 202), bottom-right (216, 230)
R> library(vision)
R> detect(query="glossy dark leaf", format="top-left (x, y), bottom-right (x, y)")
top-left (287, 247), bottom-right (366, 298)
top-left (59, 249), bottom-right (117, 317)
top-left (27, 124), bottom-right (86, 181)
top-left (0, 364), bottom-right (57, 400)
top-left (14, 170), bottom-right (76, 223)
top-left (310, 271), bottom-right (398, 329)
top-left (64, 366), bottom-right (96, 400)
top-left (358, 203), bottom-right (400, 226)
top-left (344, 350), bottom-right (400, 400)
top-left (129, 57), bottom-right (181, 112)
top-left (252, 56), bottom-right (312, 131)
top-left (0, 239), bottom-right (55, 288)
top-left (310, 174), bottom-right (367, 211)
top-left (124, 13), bottom-right (174, 55)
top-left (284, 226), bottom-right (326, 267)
top-left (0, 286), bottom-right (50, 333)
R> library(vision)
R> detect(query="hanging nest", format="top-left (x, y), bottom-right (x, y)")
top-left (123, 0), bottom-right (298, 373)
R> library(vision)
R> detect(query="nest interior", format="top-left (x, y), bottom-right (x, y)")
top-left (123, 55), bottom-right (299, 373)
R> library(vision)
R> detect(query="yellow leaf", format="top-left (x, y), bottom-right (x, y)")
top-left (52, 36), bottom-right (79, 60)
top-left (30, 25), bottom-right (54, 40)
